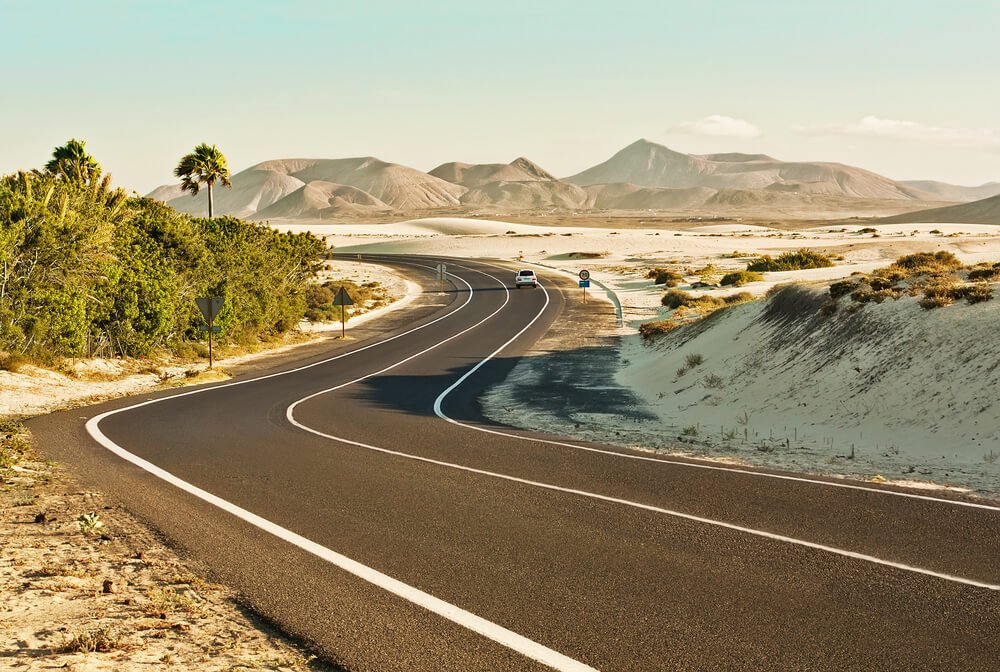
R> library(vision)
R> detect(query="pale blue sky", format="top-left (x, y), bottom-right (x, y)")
top-left (1, 0), bottom-right (997, 192)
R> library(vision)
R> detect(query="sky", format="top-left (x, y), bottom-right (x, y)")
top-left (1, 0), bottom-right (998, 194)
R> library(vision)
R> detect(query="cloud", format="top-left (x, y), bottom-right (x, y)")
top-left (669, 115), bottom-right (762, 139)
top-left (795, 116), bottom-right (999, 146)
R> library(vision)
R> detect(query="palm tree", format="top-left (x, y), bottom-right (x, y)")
top-left (174, 143), bottom-right (232, 218)
top-left (45, 139), bottom-right (102, 184)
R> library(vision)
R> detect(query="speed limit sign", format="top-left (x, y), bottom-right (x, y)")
top-left (579, 269), bottom-right (591, 281)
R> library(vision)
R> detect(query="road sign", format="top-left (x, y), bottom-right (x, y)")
top-left (437, 263), bottom-right (448, 281)
top-left (195, 297), bottom-right (224, 322)
top-left (579, 280), bottom-right (590, 288)
top-left (332, 287), bottom-right (354, 306)
top-left (197, 325), bottom-right (222, 333)
top-left (332, 287), bottom-right (353, 338)
top-left (579, 269), bottom-right (591, 281)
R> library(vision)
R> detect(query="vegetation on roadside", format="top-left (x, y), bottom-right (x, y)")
top-left (746, 248), bottom-right (834, 272)
top-left (305, 280), bottom-right (389, 322)
top-left (0, 420), bottom-right (32, 469)
top-left (0, 141), bottom-right (324, 362)
top-left (823, 251), bottom-right (996, 312)
top-left (720, 270), bottom-right (763, 287)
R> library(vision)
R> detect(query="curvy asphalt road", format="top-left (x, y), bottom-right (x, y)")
top-left (28, 255), bottom-right (1000, 671)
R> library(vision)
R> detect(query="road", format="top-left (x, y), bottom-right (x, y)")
top-left (28, 255), bottom-right (1000, 671)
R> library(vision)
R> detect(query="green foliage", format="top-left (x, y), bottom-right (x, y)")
top-left (45, 138), bottom-right (102, 185)
top-left (720, 271), bottom-right (763, 287)
top-left (174, 143), bottom-right (231, 218)
top-left (746, 249), bottom-right (835, 272)
top-left (0, 152), bottom-right (324, 361)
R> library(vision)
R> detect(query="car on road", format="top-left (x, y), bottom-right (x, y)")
top-left (515, 269), bottom-right (538, 288)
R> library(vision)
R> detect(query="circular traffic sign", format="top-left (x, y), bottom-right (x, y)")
top-left (579, 269), bottom-right (591, 281)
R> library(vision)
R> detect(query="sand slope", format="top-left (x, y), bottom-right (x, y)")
top-left (616, 284), bottom-right (1000, 496)
top-left (881, 192), bottom-right (1000, 225)
top-left (565, 139), bottom-right (925, 201)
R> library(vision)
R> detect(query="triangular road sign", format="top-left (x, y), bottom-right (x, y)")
top-left (332, 287), bottom-right (354, 306)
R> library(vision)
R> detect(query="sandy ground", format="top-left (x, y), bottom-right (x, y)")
top-left (1, 454), bottom-right (338, 671)
top-left (269, 216), bottom-right (1000, 499)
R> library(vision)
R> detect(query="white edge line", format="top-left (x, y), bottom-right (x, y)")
top-left (290, 271), bottom-right (1000, 591)
top-left (432, 260), bottom-right (1000, 514)
top-left (86, 260), bottom-right (597, 672)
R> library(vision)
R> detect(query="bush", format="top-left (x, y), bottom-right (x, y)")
top-left (720, 271), bottom-right (763, 287)
top-left (746, 249), bottom-right (835, 272)
top-left (968, 265), bottom-right (1000, 281)
top-left (888, 251), bottom-right (962, 276)
top-left (662, 289), bottom-right (753, 310)
top-left (829, 279), bottom-right (857, 299)
top-left (646, 268), bottom-right (683, 286)
top-left (965, 283), bottom-right (995, 304)
top-left (639, 319), bottom-right (681, 341)
top-left (851, 287), bottom-right (896, 304)
top-left (685, 353), bottom-right (704, 368)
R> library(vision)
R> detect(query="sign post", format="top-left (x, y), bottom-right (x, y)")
top-left (195, 297), bottom-right (224, 369)
top-left (578, 270), bottom-right (591, 304)
top-left (436, 263), bottom-right (448, 293)
top-left (332, 286), bottom-right (354, 339)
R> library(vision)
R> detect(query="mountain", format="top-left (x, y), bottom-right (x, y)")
top-left (898, 180), bottom-right (1000, 203)
top-left (154, 157), bottom-right (465, 217)
top-left (460, 181), bottom-right (588, 209)
top-left (252, 181), bottom-right (391, 220)
top-left (164, 169), bottom-right (306, 218)
top-left (430, 157), bottom-right (557, 188)
top-left (880, 193), bottom-right (1000, 225)
top-left (564, 139), bottom-right (924, 201)
top-left (583, 183), bottom-right (714, 210)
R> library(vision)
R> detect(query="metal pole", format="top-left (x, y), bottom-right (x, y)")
top-left (341, 303), bottom-right (345, 339)
top-left (208, 317), bottom-right (214, 369)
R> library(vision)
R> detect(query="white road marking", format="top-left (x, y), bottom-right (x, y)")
top-left (287, 269), bottom-right (999, 591)
top-left (87, 261), bottom-right (597, 671)
top-left (433, 261), bottom-right (1000, 514)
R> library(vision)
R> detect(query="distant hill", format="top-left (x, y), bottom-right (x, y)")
top-left (898, 180), bottom-right (1000, 203)
top-left (155, 157), bottom-right (465, 218)
top-left (430, 157), bottom-right (557, 188)
top-left (147, 141), bottom-right (984, 220)
top-left (881, 193), bottom-right (1000, 225)
top-left (564, 139), bottom-right (924, 201)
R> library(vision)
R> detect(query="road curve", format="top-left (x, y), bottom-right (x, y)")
top-left (28, 255), bottom-right (1000, 671)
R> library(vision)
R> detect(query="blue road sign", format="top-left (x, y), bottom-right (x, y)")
top-left (579, 280), bottom-right (591, 288)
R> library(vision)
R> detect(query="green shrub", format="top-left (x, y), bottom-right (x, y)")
top-left (746, 249), bottom-right (835, 272)
top-left (720, 271), bottom-right (763, 287)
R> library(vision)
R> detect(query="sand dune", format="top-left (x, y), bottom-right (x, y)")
top-left (430, 157), bottom-right (557, 188)
top-left (565, 139), bottom-right (925, 201)
top-left (881, 192), bottom-right (1000, 225)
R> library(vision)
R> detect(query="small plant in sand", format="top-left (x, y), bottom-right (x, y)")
top-left (0, 420), bottom-right (32, 468)
top-left (638, 319), bottom-right (682, 341)
top-left (746, 249), bottom-right (834, 272)
top-left (61, 626), bottom-right (132, 653)
top-left (720, 271), bottom-right (763, 287)
top-left (681, 425), bottom-right (699, 437)
top-left (76, 512), bottom-right (105, 535)
top-left (685, 353), bottom-right (704, 368)
top-left (703, 373), bottom-right (724, 389)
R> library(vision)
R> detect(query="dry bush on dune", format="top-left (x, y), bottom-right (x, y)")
top-left (720, 271), bottom-right (763, 287)
top-left (646, 268), bottom-right (684, 286)
top-left (746, 248), bottom-right (834, 272)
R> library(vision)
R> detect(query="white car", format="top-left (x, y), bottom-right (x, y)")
top-left (515, 269), bottom-right (538, 288)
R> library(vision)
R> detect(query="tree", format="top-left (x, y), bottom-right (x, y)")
top-left (45, 139), bottom-right (102, 184)
top-left (174, 143), bottom-right (232, 218)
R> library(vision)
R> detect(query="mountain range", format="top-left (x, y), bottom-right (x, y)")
top-left (149, 139), bottom-right (1000, 223)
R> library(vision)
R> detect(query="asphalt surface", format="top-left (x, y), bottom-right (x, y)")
top-left (27, 255), bottom-right (1000, 671)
